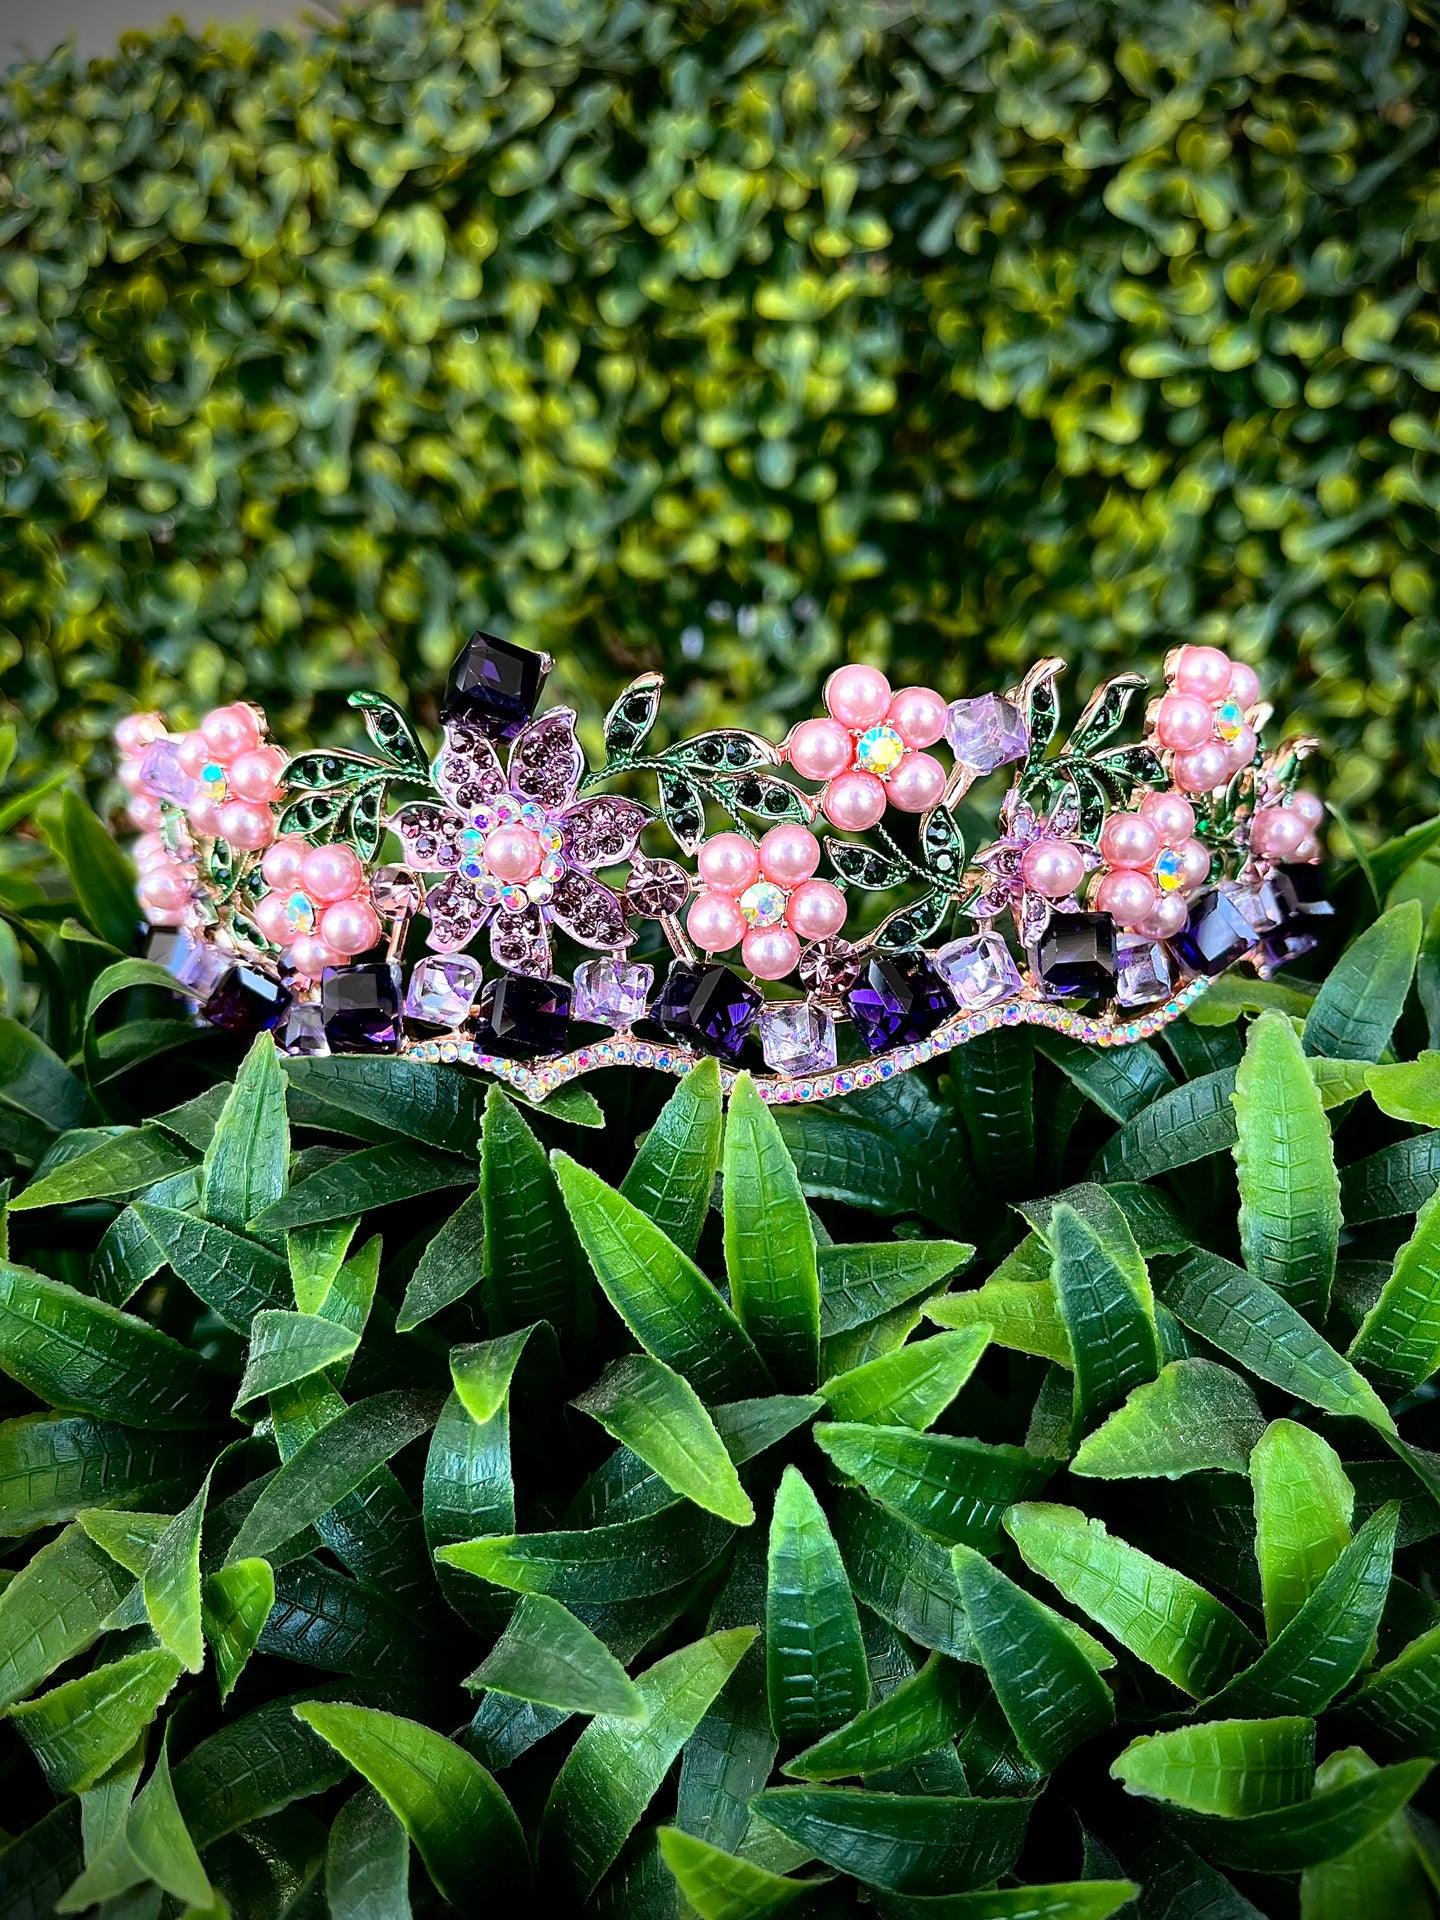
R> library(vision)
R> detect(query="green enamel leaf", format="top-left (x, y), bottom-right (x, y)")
top-left (1070, 1360), bottom-right (1266, 1479)
top-left (396, 1186), bottom-right (484, 1330)
top-left (1303, 901), bottom-right (1422, 1061)
top-left (481, 1086), bottom-right (586, 1340)
top-left (766, 1465), bottom-right (868, 1742)
top-left (1349, 1182), bottom-right (1440, 1386)
top-left (326, 1788), bottom-right (412, 1920)
top-left (815, 1422), bottom-right (1053, 1553)
top-left (573, 1353), bottom-right (754, 1526)
top-left (439, 1501), bottom-right (734, 1602)
top-left (620, 1054), bottom-right (723, 1257)
top-left (201, 1558), bottom-right (275, 1704)
top-left (1251, 1419), bottom-right (1354, 1639)
top-left (749, 1786), bottom-right (1032, 1895)
top-left (296, 1701), bottom-right (531, 1903)
top-left (819, 1240), bottom-right (973, 1337)
top-left (467, 1591), bottom-right (645, 1719)
top-left (0, 1523), bottom-right (132, 1710)
top-left (657, 1826), bottom-right (814, 1917)
top-left (232, 1309), bottom-right (360, 1411)
top-left (201, 1032), bottom-right (289, 1237)
top-left (784, 1654), bottom-right (968, 1782)
top-left (11, 1126), bottom-right (195, 1211)
top-left (819, 1326), bottom-right (989, 1428)
top-left (1112, 1716), bottom-right (1315, 1815)
top-left (1049, 1198), bottom-right (1159, 1423)
top-left (131, 1203), bottom-right (291, 1333)
top-left (1232, 1011), bottom-right (1339, 1320)
top-left (10, 1648), bottom-right (182, 1793)
top-left (724, 1072), bottom-right (820, 1390)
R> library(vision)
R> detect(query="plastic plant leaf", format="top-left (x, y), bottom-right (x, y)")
top-left (815, 1422), bottom-right (1053, 1552)
top-left (1171, 1759), bottom-right (1433, 1874)
top-left (1251, 1420), bottom-right (1354, 1639)
top-left (1303, 901), bottom-right (1422, 1061)
top-left (396, 1186), bottom-right (485, 1331)
top-left (201, 1033), bottom-right (289, 1237)
top-left (573, 1354), bottom-right (754, 1526)
top-left (553, 1151), bottom-right (769, 1400)
top-left (1340, 1132), bottom-right (1440, 1225)
top-left (1034, 1026), bottom-right (1176, 1121)
top-left (819, 1240), bottom-right (973, 1337)
top-left (1049, 1200), bottom-right (1159, 1423)
top-left (231, 1310), bottom-right (360, 1411)
top-left (130, 1204), bottom-right (291, 1333)
top-left (830, 1489), bottom-right (974, 1660)
top-left (619, 1054), bottom-right (723, 1257)
top-left (724, 1073), bottom-right (821, 1390)
top-left (60, 788), bottom-right (138, 953)
top-left (10, 1128), bottom-right (195, 1212)
top-left (287, 1217), bottom-right (359, 1315)
top-left (764, 1466), bottom-right (868, 1743)
top-left (61, 1733), bottom-right (212, 1915)
top-left (142, 1469), bottom-right (211, 1672)
top-left (0, 1523), bottom-right (132, 1710)
top-left (783, 1653), bottom-right (969, 1781)
top-left (1005, 1503), bottom-right (1259, 1696)
top-left (1111, 1716), bottom-right (1316, 1815)
top-left (1366, 1051), bottom-right (1440, 1126)
top-left (316, 1234), bottom-right (380, 1345)
top-left (953, 1545), bottom-right (1114, 1772)
top-left (871, 1887), bottom-right (1140, 1920)
top-left (1200, 1504), bottom-right (1398, 1718)
top-left (448, 1324), bottom-right (546, 1426)
top-left (481, 1086), bottom-right (587, 1341)
top-left (1070, 1360), bottom-right (1266, 1479)
top-left (1349, 1182), bottom-right (1440, 1386)
top-left (775, 1076), bottom-right (968, 1232)
top-left (79, 1508), bottom-right (171, 1576)
top-left (0, 1261), bottom-right (222, 1427)
top-left (439, 1502), bottom-right (735, 1602)
top-left (818, 1326), bottom-right (990, 1428)
top-left (1232, 1011), bottom-right (1340, 1322)
top-left (10, 1648), bottom-right (183, 1793)
top-left (539, 1626), bottom-right (757, 1900)
top-left (283, 1053), bottom-right (487, 1154)
top-left (295, 1701), bottom-right (531, 1902)
top-left (1098, 1067), bottom-right (1240, 1181)
top-left (1160, 1249), bottom-right (1393, 1430)
top-left (656, 1826), bottom-right (814, 1917)
top-left (252, 1141), bottom-right (473, 1233)
top-left (326, 1787), bottom-right (413, 1920)
top-left (951, 1027), bottom-right (1035, 1200)
top-left (467, 1592), bottom-right (646, 1720)
top-left (748, 1785), bottom-right (1033, 1895)
top-left (424, 1380), bottom-right (514, 1635)
top-left (927, 1276), bottom-right (1072, 1367)
top-left (201, 1558), bottom-right (274, 1704)
top-left (1298, 1747), bottom-right (1436, 1918)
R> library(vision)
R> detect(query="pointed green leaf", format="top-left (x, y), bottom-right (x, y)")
top-left (9, 1649), bottom-right (182, 1793)
top-left (553, 1151), bottom-right (769, 1400)
top-left (1097, 1066), bottom-right (1239, 1181)
top-left (169, 1694), bottom-right (351, 1846)
top-left (926, 1273), bottom-right (1072, 1367)
top-left (831, 1490), bottom-right (974, 1660)
top-left (724, 1073), bottom-right (820, 1389)
top-left (143, 1472), bottom-right (209, 1672)
top-left (951, 1027), bottom-right (1035, 1199)
top-left (1034, 1026), bottom-right (1176, 1120)
top-left (481, 1086), bottom-right (586, 1338)
top-left (287, 1217), bottom-right (358, 1315)
top-left (1251, 1420), bottom-right (1354, 1639)
top-left (232, 1310), bottom-right (360, 1411)
top-left (1299, 1747), bottom-right (1436, 1918)
top-left (449, 1325), bottom-right (546, 1425)
top-left (784, 1653), bottom-right (967, 1782)
top-left (1341, 1131), bottom-right (1440, 1224)
top-left (296, 1701), bottom-right (530, 1902)
top-left (131, 1203), bottom-right (290, 1333)
top-left (202, 1033), bottom-right (289, 1236)
top-left (1173, 1760), bottom-right (1434, 1874)
top-left (253, 1141), bottom-right (472, 1233)
top-left (819, 1326), bottom-right (989, 1429)
top-left (425, 1346), bottom-right (516, 1634)
top-left (620, 1054), bottom-right (723, 1256)
top-left (540, 1627), bottom-right (758, 1900)
top-left (1350, 1182), bottom-right (1440, 1386)
top-left (1113, 1717), bottom-right (1315, 1815)
top-left (121, 1738), bottom-right (212, 1910)
top-left (396, 1187), bottom-right (483, 1331)
top-left (326, 1788), bottom-right (412, 1920)
top-left (1050, 1199), bottom-right (1159, 1422)
top-left (766, 1466), bottom-right (868, 1741)
top-left (775, 1076), bottom-right (969, 1230)
top-left (819, 1240), bottom-right (973, 1337)
top-left (1304, 901), bottom-right (1422, 1061)
top-left (202, 1558), bottom-right (275, 1704)
top-left (0, 1524), bottom-right (132, 1710)
top-left (11, 1127), bottom-right (195, 1211)
top-left (1349, 1620), bottom-right (1440, 1757)
top-left (468, 1592), bottom-right (645, 1719)
top-left (872, 1888), bottom-right (1139, 1920)
top-left (573, 1354), bottom-right (754, 1526)
top-left (283, 1053), bottom-right (486, 1153)
top-left (79, 1507), bottom-right (171, 1576)
top-left (1366, 1051), bottom-right (1440, 1126)
top-left (1071, 1360), bottom-right (1266, 1479)
top-left (749, 1786), bottom-right (1032, 1895)
top-left (816, 1422), bottom-right (1053, 1553)
top-left (1232, 1011), bottom-right (1339, 1320)
top-left (439, 1502), bottom-right (734, 1602)
top-left (657, 1826), bottom-right (813, 1917)
top-left (953, 1546), bottom-right (1114, 1772)
top-left (61, 788), bottom-right (138, 952)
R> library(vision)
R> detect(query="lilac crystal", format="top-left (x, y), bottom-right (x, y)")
top-left (650, 961), bottom-right (761, 1064)
top-left (759, 1000), bottom-right (837, 1076)
top-left (945, 694), bottom-right (1029, 773)
top-left (1115, 934), bottom-right (1174, 1008)
top-left (572, 956), bottom-right (654, 1027)
top-left (934, 931), bottom-right (1023, 1011)
top-left (321, 963), bottom-right (403, 1052)
top-left (138, 738), bottom-right (199, 805)
top-left (173, 937), bottom-right (233, 999)
top-left (278, 1001), bottom-right (329, 1057)
top-left (474, 973), bottom-right (571, 1058)
top-left (844, 951), bottom-right (952, 1054)
top-left (404, 954), bottom-right (483, 1028)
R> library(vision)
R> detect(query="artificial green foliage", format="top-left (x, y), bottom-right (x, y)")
top-left (3, 0), bottom-right (1440, 829)
top-left (10, 801), bottom-right (1440, 1914)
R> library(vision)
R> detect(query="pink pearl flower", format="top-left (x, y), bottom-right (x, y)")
top-left (686, 825), bottom-right (846, 980)
top-left (1153, 648), bottom-right (1262, 793)
top-left (1092, 800), bottom-right (1211, 929)
top-left (784, 667), bottom-right (948, 827)
top-left (252, 860), bottom-right (383, 980)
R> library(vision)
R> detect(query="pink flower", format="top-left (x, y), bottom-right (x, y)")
top-left (1152, 647), bottom-right (1261, 796)
top-left (967, 786), bottom-right (1101, 945)
top-left (783, 666), bottom-right (949, 829)
top-left (685, 827), bottom-right (847, 981)
top-left (1091, 793), bottom-right (1209, 938)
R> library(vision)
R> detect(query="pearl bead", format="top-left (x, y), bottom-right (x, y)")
top-left (140, 864), bottom-right (189, 912)
top-left (142, 904), bottom-right (186, 927)
top-left (1098, 812), bottom-right (1160, 870)
top-left (1095, 868), bottom-right (1158, 928)
top-left (1156, 693), bottom-right (1215, 753)
top-left (825, 664), bottom-right (892, 730)
top-left (1251, 806), bottom-right (1306, 860)
top-left (1136, 894), bottom-right (1189, 940)
top-left (127, 795), bottom-right (162, 831)
top-left (1225, 725), bottom-right (1258, 774)
top-left (228, 745), bottom-right (287, 803)
top-left (199, 703), bottom-right (262, 764)
top-left (1139, 791), bottom-right (1196, 844)
top-left (886, 686), bottom-right (948, 749)
top-left (1293, 834), bottom-right (1321, 863)
top-left (300, 843), bottom-right (365, 904)
top-left (253, 891), bottom-right (295, 944)
top-left (262, 835), bottom-right (309, 890)
top-left (115, 713), bottom-right (165, 755)
top-left (687, 891), bottom-right (746, 953)
top-left (1172, 742), bottom-right (1230, 793)
top-left (118, 759), bottom-right (149, 795)
top-left (758, 824), bottom-right (820, 887)
top-left (484, 824), bottom-right (543, 884)
top-left (187, 795), bottom-right (224, 838)
top-left (822, 770), bottom-right (887, 831)
top-left (1178, 837), bottom-right (1212, 890)
top-left (786, 878), bottom-right (847, 940)
top-left (1228, 661), bottom-right (1261, 707)
top-left (1020, 837), bottom-right (1085, 900)
top-left (1173, 645), bottom-right (1233, 700)
top-left (787, 717), bottom-right (854, 783)
top-left (1292, 789), bottom-right (1325, 828)
top-left (176, 732), bottom-right (212, 779)
top-left (742, 924), bottom-right (801, 980)
top-left (289, 934), bottom-right (342, 978)
top-left (698, 832), bottom-right (761, 893)
top-left (133, 833), bottom-right (167, 867)
top-left (320, 898), bottom-right (382, 956)
top-left (885, 751), bottom-right (947, 813)
top-left (217, 801), bottom-right (276, 851)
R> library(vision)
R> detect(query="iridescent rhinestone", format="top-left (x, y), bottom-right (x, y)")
top-left (285, 890), bottom-right (315, 934)
top-left (854, 723), bottom-right (906, 776)
top-left (520, 802), bottom-right (545, 828)
top-left (1214, 698), bottom-right (1245, 741)
top-left (760, 1000), bottom-right (837, 1076)
top-left (539, 826), bottom-right (564, 855)
top-left (527, 877), bottom-right (554, 904)
top-left (739, 880), bottom-right (788, 928)
top-left (540, 854), bottom-right (564, 881)
top-left (499, 884), bottom-right (528, 914)
top-left (460, 854), bottom-right (487, 882)
top-left (1154, 847), bottom-right (1186, 893)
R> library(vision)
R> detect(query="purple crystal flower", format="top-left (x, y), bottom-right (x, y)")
top-left (393, 709), bottom-right (650, 979)
top-left (965, 783), bottom-right (1101, 945)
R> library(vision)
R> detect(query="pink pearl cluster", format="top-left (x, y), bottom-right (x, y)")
top-left (130, 824), bottom-right (196, 927)
top-left (1092, 793), bottom-right (1210, 936)
top-left (1154, 646), bottom-right (1261, 795)
top-left (686, 827), bottom-right (847, 980)
top-left (1251, 789), bottom-right (1324, 865)
top-left (252, 838), bottom-right (382, 979)
top-left (118, 704), bottom-right (285, 852)
top-left (785, 666), bottom-right (949, 830)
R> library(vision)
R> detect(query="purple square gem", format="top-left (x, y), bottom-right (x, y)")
top-left (474, 973), bottom-right (570, 1058)
top-left (1028, 911), bottom-right (1117, 1000)
top-left (760, 1000), bottom-right (837, 1075)
top-left (934, 930), bottom-right (1022, 1011)
top-left (202, 964), bottom-right (292, 1036)
top-left (442, 630), bottom-right (550, 739)
top-left (1115, 934), bottom-right (1174, 1008)
top-left (321, 963), bottom-right (403, 1052)
top-left (844, 951), bottom-right (952, 1054)
top-left (650, 961), bottom-right (761, 1064)
top-left (1170, 889), bottom-right (1255, 977)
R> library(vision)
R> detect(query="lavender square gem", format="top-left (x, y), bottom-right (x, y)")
top-left (934, 930), bottom-right (1023, 1011)
top-left (945, 694), bottom-right (1029, 773)
top-left (760, 1000), bottom-right (837, 1076)
top-left (572, 956), bottom-right (654, 1027)
top-left (404, 954), bottom-right (483, 1028)
top-left (1115, 934), bottom-right (1174, 1009)
top-left (138, 738), bottom-right (199, 805)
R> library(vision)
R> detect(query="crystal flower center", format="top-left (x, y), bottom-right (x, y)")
top-left (1214, 698), bottom-right (1245, 741)
top-left (285, 891), bottom-right (314, 933)
top-left (854, 724), bottom-right (906, 776)
top-left (739, 880), bottom-right (788, 927)
top-left (1154, 847), bottom-right (1186, 892)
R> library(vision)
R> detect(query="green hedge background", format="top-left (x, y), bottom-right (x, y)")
top-left (2, 0), bottom-right (1439, 827)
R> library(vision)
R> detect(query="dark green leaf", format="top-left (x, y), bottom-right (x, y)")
top-left (468, 1592), bottom-right (645, 1719)
top-left (396, 1186), bottom-right (484, 1331)
top-left (1171, 1759), bottom-right (1433, 1873)
top-left (1070, 1360), bottom-right (1265, 1479)
top-left (202, 1033), bottom-right (289, 1236)
top-left (1050, 1199), bottom-right (1159, 1424)
top-left (481, 1086), bottom-right (586, 1339)
top-left (10, 1648), bottom-right (182, 1793)
top-left (749, 1786), bottom-right (1032, 1895)
top-left (253, 1141), bottom-right (473, 1232)
top-left (12, 1127), bottom-right (194, 1212)
top-left (232, 1310), bottom-right (360, 1410)
top-left (60, 789), bottom-right (137, 952)
top-left (725, 1072), bottom-right (820, 1390)
top-left (1033, 1028), bottom-right (1176, 1122)
top-left (573, 1354), bottom-right (754, 1526)
top-left (132, 1203), bottom-right (290, 1332)
top-left (438, 1500), bottom-right (734, 1603)
top-left (0, 1016), bottom-right (86, 1133)
top-left (951, 1029), bottom-right (1034, 1200)
top-left (0, 1523), bottom-right (132, 1710)
top-left (776, 1077), bottom-right (968, 1232)
top-left (1097, 1068), bottom-right (1237, 1181)
top-left (819, 1326), bottom-right (989, 1428)
top-left (284, 1053), bottom-right (486, 1154)
top-left (1232, 1011), bottom-right (1339, 1320)
top-left (326, 1787), bottom-right (413, 1920)
top-left (0, 1413), bottom-right (210, 1535)
top-left (1341, 1132), bottom-right (1440, 1224)
top-left (1303, 901), bottom-right (1422, 1061)
top-left (816, 1422), bottom-right (1052, 1553)
top-left (830, 1490), bottom-right (974, 1660)
top-left (619, 1055), bottom-right (723, 1256)
top-left (766, 1465), bottom-right (868, 1742)
top-left (819, 1241), bottom-right (972, 1337)
top-left (656, 1826), bottom-right (813, 1917)
top-left (784, 1652), bottom-right (966, 1783)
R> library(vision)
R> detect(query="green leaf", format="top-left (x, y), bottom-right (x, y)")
top-left (953, 1546), bottom-right (1114, 1772)
top-left (1188, 973), bottom-right (1318, 1026)
top-left (396, 1187), bottom-right (484, 1330)
top-left (926, 1270), bottom-right (1072, 1368)
top-left (749, 1786), bottom-right (1032, 1895)
top-left (202, 1559), bottom-right (275, 1705)
top-left (1349, 1182), bottom-right (1440, 1386)
top-left (79, 1506), bottom-right (170, 1576)
top-left (1251, 1419), bottom-right (1354, 1638)
top-left (1172, 1760), bottom-right (1434, 1874)
top-left (1341, 1131), bottom-right (1440, 1224)
top-left (9, 1649), bottom-right (182, 1793)
top-left (1005, 1504), bottom-right (1259, 1695)
top-left (831, 1490), bottom-right (974, 1660)
top-left (816, 1423), bottom-right (1052, 1553)
top-left (439, 1501), bottom-right (734, 1602)
top-left (724, 1072), bottom-right (820, 1390)
top-left (1299, 1747), bottom-right (1437, 1918)
top-left (232, 1310), bottom-right (361, 1411)
top-left (1349, 1620), bottom-right (1440, 1757)
top-left (1366, 1051), bottom-right (1440, 1125)
top-left (0, 1016), bottom-right (87, 1133)
top-left (0, 1261), bottom-right (220, 1426)
top-left (170, 1693), bottom-right (351, 1846)
top-left (1112, 1716), bottom-right (1315, 1815)
top-left (131, 1203), bottom-right (290, 1333)
top-left (1159, 1249), bottom-right (1394, 1429)
top-left (819, 1241), bottom-right (972, 1336)
top-left (143, 1471), bottom-right (210, 1671)
top-left (0, 1524), bottom-right (132, 1710)
top-left (448, 1325), bottom-right (546, 1425)
top-left (256, 1139), bottom-right (474, 1232)
top-left (1202, 1504), bottom-right (1398, 1718)
top-left (61, 1734), bottom-right (213, 1914)
top-left (766, 1465), bottom-right (868, 1742)
top-left (1097, 1067), bottom-right (1239, 1181)
top-left (1232, 1011), bottom-right (1339, 1320)
top-left (775, 1077), bottom-right (969, 1232)
top-left (202, 1033), bottom-right (289, 1236)
top-left (481, 1086), bottom-right (586, 1339)
top-left (540, 1627), bottom-right (758, 1900)
top-left (228, 1390), bottom-right (443, 1565)
top-left (60, 789), bottom-right (137, 952)
top-left (1033, 1027), bottom-right (1176, 1121)
top-left (1050, 1198), bottom-right (1159, 1424)
top-left (620, 1055), bottom-right (723, 1257)
top-left (1304, 901), bottom-right (1422, 1060)
top-left (1070, 1360), bottom-right (1266, 1479)
top-left (467, 1591), bottom-right (646, 1719)
top-left (553, 1152), bottom-right (769, 1400)
top-left (326, 1788), bottom-right (413, 1920)
top-left (574, 1354), bottom-right (754, 1526)
top-left (872, 1889), bottom-right (1139, 1920)
top-left (657, 1827), bottom-right (813, 1917)
top-left (951, 1028), bottom-right (1034, 1200)
top-left (0, 1413), bottom-right (210, 1535)
top-left (296, 1701), bottom-right (530, 1902)
top-left (784, 1653), bottom-right (966, 1782)
top-left (819, 1326), bottom-right (989, 1428)
top-left (11, 1127), bottom-right (194, 1211)
top-left (287, 1217), bottom-right (359, 1314)
top-left (284, 1053), bottom-right (486, 1153)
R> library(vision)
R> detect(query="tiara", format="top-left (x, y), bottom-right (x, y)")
top-left (113, 632), bottom-right (1329, 1107)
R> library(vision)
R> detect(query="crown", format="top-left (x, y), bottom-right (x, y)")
top-left (113, 632), bottom-right (1329, 1106)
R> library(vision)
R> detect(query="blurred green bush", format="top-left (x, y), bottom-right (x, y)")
top-left (1, 0), bottom-right (1438, 825)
